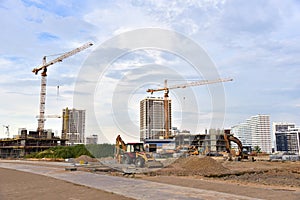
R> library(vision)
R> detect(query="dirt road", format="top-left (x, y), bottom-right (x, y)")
top-left (142, 176), bottom-right (300, 200)
top-left (1, 158), bottom-right (300, 200)
top-left (0, 167), bottom-right (133, 200)
top-left (0, 161), bottom-right (259, 200)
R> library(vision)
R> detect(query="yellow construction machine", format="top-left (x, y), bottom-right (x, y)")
top-left (115, 135), bottom-right (163, 168)
top-left (176, 145), bottom-right (199, 156)
top-left (224, 130), bottom-right (248, 161)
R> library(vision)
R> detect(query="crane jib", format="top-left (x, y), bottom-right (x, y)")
top-left (32, 42), bottom-right (93, 75)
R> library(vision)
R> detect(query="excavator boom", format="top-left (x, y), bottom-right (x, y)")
top-left (224, 130), bottom-right (248, 160)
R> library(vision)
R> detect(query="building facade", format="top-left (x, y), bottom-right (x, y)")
top-left (86, 134), bottom-right (98, 145)
top-left (62, 107), bottom-right (86, 144)
top-left (231, 122), bottom-right (251, 148)
top-left (276, 127), bottom-right (300, 154)
top-left (250, 115), bottom-right (271, 153)
top-left (272, 122), bottom-right (295, 150)
top-left (231, 114), bottom-right (272, 153)
top-left (140, 97), bottom-right (171, 141)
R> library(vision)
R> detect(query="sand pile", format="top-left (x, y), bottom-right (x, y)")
top-left (74, 155), bottom-right (98, 163)
top-left (156, 156), bottom-right (230, 176)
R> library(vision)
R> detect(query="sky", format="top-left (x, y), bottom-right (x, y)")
top-left (0, 0), bottom-right (300, 143)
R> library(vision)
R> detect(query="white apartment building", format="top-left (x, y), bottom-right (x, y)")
top-left (231, 122), bottom-right (251, 147)
top-left (250, 115), bottom-right (271, 153)
top-left (140, 97), bottom-right (171, 141)
top-left (231, 114), bottom-right (272, 153)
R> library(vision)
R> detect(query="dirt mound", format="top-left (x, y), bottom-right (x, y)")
top-left (74, 155), bottom-right (98, 163)
top-left (156, 156), bottom-right (230, 176)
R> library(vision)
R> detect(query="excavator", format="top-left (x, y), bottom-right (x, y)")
top-left (176, 145), bottom-right (199, 156)
top-left (224, 130), bottom-right (248, 161)
top-left (188, 145), bottom-right (199, 156)
top-left (115, 135), bottom-right (163, 168)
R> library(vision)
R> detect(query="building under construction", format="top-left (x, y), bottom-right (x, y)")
top-left (62, 107), bottom-right (86, 145)
top-left (140, 97), bottom-right (172, 141)
top-left (0, 129), bottom-right (67, 158)
top-left (143, 129), bottom-right (228, 155)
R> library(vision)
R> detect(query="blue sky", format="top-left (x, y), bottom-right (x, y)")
top-left (0, 0), bottom-right (300, 143)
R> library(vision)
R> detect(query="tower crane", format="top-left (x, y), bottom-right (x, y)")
top-left (32, 42), bottom-right (93, 136)
top-left (147, 78), bottom-right (233, 139)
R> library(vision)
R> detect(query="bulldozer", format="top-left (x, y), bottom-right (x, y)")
top-left (115, 135), bottom-right (163, 168)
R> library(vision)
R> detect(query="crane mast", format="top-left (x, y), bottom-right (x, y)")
top-left (163, 80), bottom-right (170, 139)
top-left (147, 78), bottom-right (233, 139)
top-left (33, 42), bottom-right (93, 136)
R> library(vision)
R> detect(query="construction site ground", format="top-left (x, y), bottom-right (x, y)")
top-left (0, 156), bottom-right (299, 200)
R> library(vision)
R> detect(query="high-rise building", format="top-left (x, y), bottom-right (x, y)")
top-left (272, 122), bottom-right (295, 150)
top-left (231, 114), bottom-right (272, 153)
top-left (140, 97), bottom-right (171, 141)
top-left (250, 115), bottom-right (271, 153)
top-left (62, 107), bottom-right (86, 144)
top-left (231, 122), bottom-right (251, 147)
top-left (275, 127), bottom-right (300, 154)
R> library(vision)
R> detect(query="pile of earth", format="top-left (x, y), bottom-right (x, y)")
top-left (154, 156), bottom-right (230, 176)
top-left (74, 155), bottom-right (99, 163)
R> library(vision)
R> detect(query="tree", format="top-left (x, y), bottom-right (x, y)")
top-left (25, 145), bottom-right (94, 159)
top-left (253, 146), bottom-right (261, 153)
top-left (86, 144), bottom-right (115, 158)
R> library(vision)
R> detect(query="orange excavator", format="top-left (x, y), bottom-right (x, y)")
top-left (115, 135), bottom-right (163, 168)
top-left (224, 130), bottom-right (248, 161)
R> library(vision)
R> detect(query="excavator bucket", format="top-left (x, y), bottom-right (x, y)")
top-left (145, 160), bottom-right (163, 168)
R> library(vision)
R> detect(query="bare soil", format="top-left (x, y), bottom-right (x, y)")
top-left (0, 167), bottom-right (133, 200)
top-left (140, 156), bottom-right (300, 200)
top-left (154, 156), bottom-right (231, 176)
top-left (148, 156), bottom-right (300, 188)
top-left (1, 157), bottom-right (300, 200)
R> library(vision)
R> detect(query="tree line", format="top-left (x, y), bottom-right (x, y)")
top-left (25, 144), bottom-right (115, 159)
